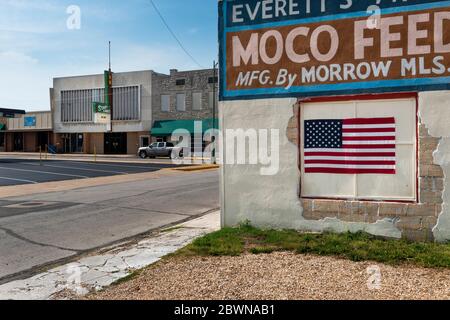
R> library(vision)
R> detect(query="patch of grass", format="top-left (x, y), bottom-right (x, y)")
top-left (175, 224), bottom-right (450, 268)
top-left (177, 227), bottom-right (245, 257)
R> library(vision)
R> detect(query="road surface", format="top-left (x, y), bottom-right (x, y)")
top-left (0, 169), bottom-right (219, 284)
top-left (0, 158), bottom-right (184, 186)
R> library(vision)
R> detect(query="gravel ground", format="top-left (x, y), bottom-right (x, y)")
top-left (88, 252), bottom-right (450, 300)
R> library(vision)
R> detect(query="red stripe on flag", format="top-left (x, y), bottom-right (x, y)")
top-left (305, 168), bottom-right (396, 174)
top-left (343, 128), bottom-right (396, 133)
top-left (343, 117), bottom-right (395, 125)
top-left (342, 144), bottom-right (396, 149)
top-left (342, 136), bottom-right (396, 141)
top-left (305, 160), bottom-right (396, 165)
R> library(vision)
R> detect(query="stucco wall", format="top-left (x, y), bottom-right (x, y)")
top-left (419, 91), bottom-right (450, 242)
top-left (220, 91), bottom-right (450, 242)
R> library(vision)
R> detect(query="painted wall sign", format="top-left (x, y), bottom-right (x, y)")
top-left (219, 0), bottom-right (450, 100)
top-left (24, 116), bottom-right (36, 127)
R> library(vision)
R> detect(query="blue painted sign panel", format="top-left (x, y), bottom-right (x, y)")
top-left (219, 0), bottom-right (450, 100)
top-left (24, 116), bottom-right (36, 127)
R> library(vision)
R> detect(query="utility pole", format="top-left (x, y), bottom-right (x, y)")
top-left (109, 41), bottom-right (111, 71)
top-left (212, 60), bottom-right (218, 165)
top-left (108, 41), bottom-right (113, 133)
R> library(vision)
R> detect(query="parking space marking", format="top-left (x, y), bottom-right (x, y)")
top-left (23, 162), bottom-right (129, 175)
top-left (0, 177), bottom-right (38, 184)
top-left (0, 166), bottom-right (89, 179)
top-left (67, 162), bottom-right (169, 170)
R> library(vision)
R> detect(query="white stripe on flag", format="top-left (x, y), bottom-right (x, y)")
top-left (342, 133), bottom-right (396, 137)
top-left (305, 148), bottom-right (396, 153)
top-left (342, 140), bottom-right (396, 145)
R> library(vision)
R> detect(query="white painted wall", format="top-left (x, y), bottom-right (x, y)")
top-left (51, 71), bottom-right (153, 133)
top-left (220, 91), bottom-right (450, 240)
top-left (419, 91), bottom-right (450, 242)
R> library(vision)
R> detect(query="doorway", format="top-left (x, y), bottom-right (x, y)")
top-left (37, 132), bottom-right (49, 150)
top-left (104, 133), bottom-right (127, 154)
top-left (63, 133), bottom-right (84, 153)
top-left (13, 133), bottom-right (23, 151)
top-left (140, 136), bottom-right (150, 148)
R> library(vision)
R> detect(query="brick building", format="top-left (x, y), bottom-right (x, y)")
top-left (150, 68), bottom-right (219, 147)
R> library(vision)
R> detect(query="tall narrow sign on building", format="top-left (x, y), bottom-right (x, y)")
top-left (93, 70), bottom-right (112, 130)
top-left (219, 0), bottom-right (450, 100)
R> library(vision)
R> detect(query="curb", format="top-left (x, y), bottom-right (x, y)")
top-left (173, 165), bottom-right (220, 172)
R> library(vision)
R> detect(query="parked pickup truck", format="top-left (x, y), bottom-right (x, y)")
top-left (138, 142), bottom-right (183, 159)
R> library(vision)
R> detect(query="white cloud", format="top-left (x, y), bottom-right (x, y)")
top-left (0, 49), bottom-right (47, 110)
top-left (0, 43), bottom-right (201, 111)
top-left (0, 51), bottom-right (38, 64)
top-left (0, 0), bottom-right (60, 11)
top-left (112, 44), bottom-right (199, 72)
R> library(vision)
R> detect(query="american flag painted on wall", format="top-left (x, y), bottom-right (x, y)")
top-left (304, 117), bottom-right (396, 174)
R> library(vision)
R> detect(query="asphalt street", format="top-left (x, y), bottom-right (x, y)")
top-left (0, 169), bottom-right (220, 284)
top-left (0, 158), bottom-right (182, 186)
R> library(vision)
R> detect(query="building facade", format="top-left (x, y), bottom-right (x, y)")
top-left (50, 68), bottom-right (218, 155)
top-left (218, 0), bottom-right (450, 242)
top-left (150, 69), bottom-right (218, 147)
top-left (4, 111), bottom-right (54, 152)
top-left (0, 108), bottom-right (26, 152)
top-left (51, 70), bottom-right (154, 155)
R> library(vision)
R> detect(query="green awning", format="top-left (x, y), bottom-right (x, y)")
top-left (0, 124), bottom-right (5, 131)
top-left (151, 119), bottom-right (218, 137)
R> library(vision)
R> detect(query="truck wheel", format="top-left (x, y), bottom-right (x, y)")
top-left (139, 151), bottom-right (147, 159)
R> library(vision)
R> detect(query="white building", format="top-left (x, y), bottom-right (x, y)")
top-left (51, 70), bottom-right (153, 154)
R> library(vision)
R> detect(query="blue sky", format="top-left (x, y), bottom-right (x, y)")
top-left (0, 0), bottom-right (218, 111)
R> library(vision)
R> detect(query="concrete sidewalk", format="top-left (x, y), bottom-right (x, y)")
top-left (0, 211), bottom-right (220, 300)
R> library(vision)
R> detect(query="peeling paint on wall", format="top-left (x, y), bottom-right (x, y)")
top-left (418, 92), bottom-right (450, 242)
top-left (220, 97), bottom-right (402, 240)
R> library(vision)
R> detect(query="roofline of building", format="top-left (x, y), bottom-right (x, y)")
top-left (170, 68), bottom-right (215, 73)
top-left (52, 68), bottom-right (215, 80)
top-left (22, 110), bottom-right (51, 114)
top-left (0, 108), bottom-right (26, 114)
top-left (52, 69), bottom-right (156, 80)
